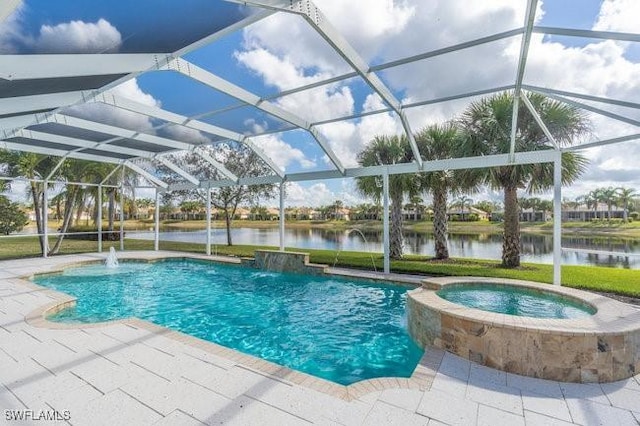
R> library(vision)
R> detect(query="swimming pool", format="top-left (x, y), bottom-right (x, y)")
top-left (33, 259), bottom-right (423, 385)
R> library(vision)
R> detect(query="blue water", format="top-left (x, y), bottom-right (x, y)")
top-left (34, 259), bottom-right (423, 385)
top-left (437, 284), bottom-right (596, 319)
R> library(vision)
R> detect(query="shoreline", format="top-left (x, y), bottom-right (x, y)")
top-left (23, 219), bottom-right (640, 239)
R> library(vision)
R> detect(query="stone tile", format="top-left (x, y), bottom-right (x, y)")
top-left (430, 373), bottom-right (468, 399)
top-left (437, 352), bottom-right (471, 381)
top-left (523, 410), bottom-right (576, 426)
top-left (46, 382), bottom-right (104, 414)
top-left (599, 384), bottom-right (640, 412)
top-left (317, 397), bottom-right (373, 426)
top-left (203, 395), bottom-right (311, 426)
top-left (601, 378), bottom-right (640, 394)
top-left (426, 420), bottom-right (449, 426)
top-left (520, 389), bottom-right (572, 423)
top-left (71, 356), bottom-right (143, 394)
top-left (506, 373), bottom-right (564, 399)
top-left (363, 401), bottom-right (429, 426)
top-left (153, 410), bottom-right (207, 425)
top-left (633, 411), bottom-right (640, 423)
top-left (0, 384), bottom-right (27, 410)
top-left (378, 388), bottom-right (424, 412)
top-left (356, 389), bottom-right (381, 404)
top-left (560, 382), bottom-right (611, 405)
top-left (184, 366), bottom-right (274, 400)
top-left (72, 389), bottom-right (162, 426)
top-left (477, 404), bottom-right (525, 426)
top-left (565, 398), bottom-right (638, 426)
top-left (417, 389), bottom-right (479, 426)
top-left (469, 363), bottom-right (507, 387)
top-left (466, 381), bottom-right (523, 415)
top-left (242, 377), bottom-right (325, 423)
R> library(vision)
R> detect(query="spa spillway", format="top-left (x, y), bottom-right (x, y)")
top-left (407, 277), bottom-right (640, 383)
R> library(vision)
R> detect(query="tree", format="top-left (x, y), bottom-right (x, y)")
top-left (406, 195), bottom-right (424, 221)
top-left (458, 91), bottom-right (589, 267)
top-left (474, 200), bottom-right (500, 215)
top-left (332, 199), bottom-right (344, 220)
top-left (617, 187), bottom-right (637, 223)
top-left (355, 135), bottom-right (415, 259)
top-left (179, 200), bottom-right (204, 220)
top-left (165, 144), bottom-right (276, 245)
top-left (598, 187), bottom-right (618, 223)
top-left (453, 195), bottom-right (474, 221)
top-left (0, 196), bottom-right (29, 235)
top-left (0, 150), bottom-right (59, 254)
top-left (414, 123), bottom-right (470, 259)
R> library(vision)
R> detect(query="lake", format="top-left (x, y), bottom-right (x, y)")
top-left (127, 227), bottom-right (640, 269)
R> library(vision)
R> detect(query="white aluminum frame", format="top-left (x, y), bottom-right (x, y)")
top-left (0, 0), bottom-right (638, 282)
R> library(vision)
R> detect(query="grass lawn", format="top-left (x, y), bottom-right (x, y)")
top-left (1, 236), bottom-right (639, 297)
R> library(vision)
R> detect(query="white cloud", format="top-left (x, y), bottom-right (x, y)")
top-left (30, 18), bottom-right (122, 53)
top-left (237, 0), bottom-right (640, 196)
top-left (593, 0), bottom-right (640, 33)
top-left (251, 134), bottom-right (316, 171)
top-left (0, 3), bottom-right (23, 53)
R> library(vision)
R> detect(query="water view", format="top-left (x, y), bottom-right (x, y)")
top-left (127, 228), bottom-right (640, 269)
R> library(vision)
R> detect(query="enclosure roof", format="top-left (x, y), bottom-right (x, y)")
top-left (1, 0), bottom-right (639, 189)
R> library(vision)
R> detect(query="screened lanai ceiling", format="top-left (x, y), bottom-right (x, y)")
top-left (1, 0), bottom-right (639, 191)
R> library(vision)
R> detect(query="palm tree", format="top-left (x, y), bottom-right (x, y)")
top-left (414, 123), bottom-right (473, 259)
top-left (598, 187), bottom-right (618, 223)
top-left (0, 151), bottom-right (60, 254)
top-left (617, 187), bottom-right (637, 223)
top-left (356, 135), bottom-right (415, 259)
top-left (458, 91), bottom-right (589, 267)
top-left (454, 195), bottom-right (474, 221)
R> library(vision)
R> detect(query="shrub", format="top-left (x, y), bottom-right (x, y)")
top-left (630, 212), bottom-right (639, 220)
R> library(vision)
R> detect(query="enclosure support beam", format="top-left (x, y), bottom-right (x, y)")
top-left (206, 187), bottom-right (212, 256)
top-left (510, 0), bottom-right (538, 158)
top-left (43, 180), bottom-right (48, 258)
top-left (382, 170), bottom-right (390, 274)
top-left (120, 167), bottom-right (125, 251)
top-left (98, 185), bottom-right (103, 253)
top-left (553, 152), bottom-right (562, 285)
top-left (279, 182), bottom-right (285, 252)
top-left (154, 190), bottom-right (160, 252)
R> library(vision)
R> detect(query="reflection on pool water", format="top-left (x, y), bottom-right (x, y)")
top-left (437, 283), bottom-right (596, 319)
top-left (33, 259), bottom-right (423, 385)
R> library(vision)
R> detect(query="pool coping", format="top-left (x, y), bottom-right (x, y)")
top-left (18, 251), bottom-right (442, 401)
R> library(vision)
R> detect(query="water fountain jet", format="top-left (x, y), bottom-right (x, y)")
top-left (105, 247), bottom-right (119, 268)
top-left (333, 228), bottom-right (377, 272)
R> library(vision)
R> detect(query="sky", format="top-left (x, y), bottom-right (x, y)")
top-left (1, 0), bottom-right (640, 207)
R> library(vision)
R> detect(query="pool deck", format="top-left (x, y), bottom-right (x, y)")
top-left (1, 251), bottom-right (639, 425)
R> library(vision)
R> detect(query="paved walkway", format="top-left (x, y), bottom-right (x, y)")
top-left (1, 252), bottom-right (639, 425)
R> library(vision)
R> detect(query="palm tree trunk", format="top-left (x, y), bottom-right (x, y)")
top-left (390, 191), bottom-right (404, 259)
top-left (30, 182), bottom-right (45, 254)
top-left (108, 189), bottom-right (115, 231)
top-left (432, 187), bottom-right (449, 259)
top-left (624, 202), bottom-right (628, 223)
top-left (49, 188), bottom-right (78, 255)
top-left (502, 185), bottom-right (521, 268)
top-left (225, 210), bottom-right (233, 246)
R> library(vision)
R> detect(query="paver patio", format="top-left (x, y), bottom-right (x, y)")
top-left (1, 253), bottom-right (638, 425)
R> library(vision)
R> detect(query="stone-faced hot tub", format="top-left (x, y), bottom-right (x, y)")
top-left (407, 277), bottom-right (640, 383)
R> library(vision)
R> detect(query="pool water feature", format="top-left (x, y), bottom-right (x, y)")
top-left (437, 283), bottom-right (596, 319)
top-left (33, 259), bottom-right (423, 385)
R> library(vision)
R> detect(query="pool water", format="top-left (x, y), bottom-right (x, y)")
top-left (34, 259), bottom-right (423, 385)
top-left (437, 283), bottom-right (596, 319)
